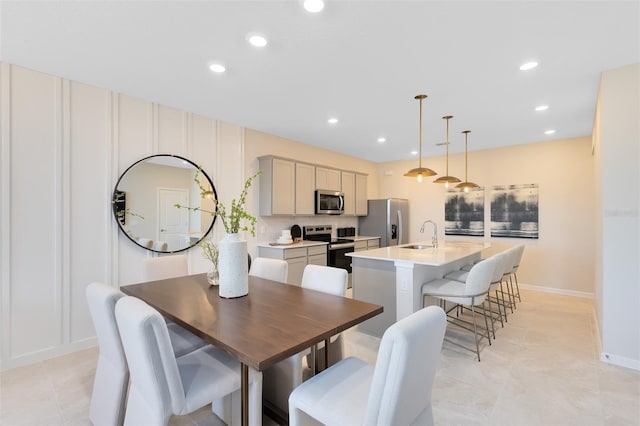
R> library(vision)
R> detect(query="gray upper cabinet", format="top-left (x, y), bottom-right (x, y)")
top-left (341, 171), bottom-right (355, 215)
top-left (316, 167), bottom-right (341, 191)
top-left (259, 156), bottom-right (295, 216)
top-left (259, 155), bottom-right (367, 217)
top-left (295, 162), bottom-right (316, 215)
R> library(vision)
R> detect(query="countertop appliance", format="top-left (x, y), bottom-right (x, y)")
top-left (336, 227), bottom-right (356, 237)
top-left (358, 198), bottom-right (409, 247)
top-left (315, 190), bottom-right (345, 215)
top-left (303, 225), bottom-right (355, 286)
top-left (290, 224), bottom-right (302, 241)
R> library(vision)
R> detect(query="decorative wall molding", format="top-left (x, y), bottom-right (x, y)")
top-left (0, 63), bottom-right (236, 370)
top-left (0, 62), bottom-right (12, 370)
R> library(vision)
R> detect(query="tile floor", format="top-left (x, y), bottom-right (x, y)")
top-left (1, 289), bottom-right (639, 425)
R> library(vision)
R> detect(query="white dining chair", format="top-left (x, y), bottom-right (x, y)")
top-left (141, 254), bottom-right (207, 356)
top-left (262, 264), bottom-right (347, 416)
top-left (142, 254), bottom-right (188, 281)
top-left (422, 256), bottom-right (497, 361)
top-left (248, 257), bottom-right (289, 283)
top-left (288, 305), bottom-right (447, 426)
top-left (115, 296), bottom-right (263, 426)
top-left (301, 264), bottom-right (348, 371)
top-left (86, 282), bottom-right (209, 426)
top-left (86, 282), bottom-right (129, 426)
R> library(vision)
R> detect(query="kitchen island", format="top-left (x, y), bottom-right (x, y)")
top-left (347, 240), bottom-right (489, 337)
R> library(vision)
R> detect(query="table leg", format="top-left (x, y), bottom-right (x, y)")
top-left (241, 363), bottom-right (248, 426)
top-left (311, 344), bottom-right (318, 375)
top-left (324, 338), bottom-right (330, 369)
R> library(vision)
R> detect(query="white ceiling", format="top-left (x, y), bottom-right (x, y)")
top-left (1, 1), bottom-right (638, 163)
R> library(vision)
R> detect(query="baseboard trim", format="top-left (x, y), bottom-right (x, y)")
top-left (600, 352), bottom-right (640, 371)
top-left (0, 337), bottom-right (97, 372)
top-left (519, 283), bottom-right (594, 299)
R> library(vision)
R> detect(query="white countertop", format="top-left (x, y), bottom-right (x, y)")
top-left (347, 240), bottom-right (489, 266)
top-left (256, 240), bottom-right (328, 250)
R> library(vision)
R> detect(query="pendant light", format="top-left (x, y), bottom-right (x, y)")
top-left (404, 94), bottom-right (437, 182)
top-left (434, 115), bottom-right (461, 188)
top-left (455, 130), bottom-right (480, 192)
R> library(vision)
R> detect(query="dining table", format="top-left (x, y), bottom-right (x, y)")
top-left (121, 273), bottom-right (383, 426)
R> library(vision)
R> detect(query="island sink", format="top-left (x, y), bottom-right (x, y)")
top-left (401, 244), bottom-right (434, 250)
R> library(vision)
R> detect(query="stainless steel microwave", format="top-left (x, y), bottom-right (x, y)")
top-left (315, 190), bottom-right (345, 215)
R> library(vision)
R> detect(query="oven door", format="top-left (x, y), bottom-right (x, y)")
top-left (328, 243), bottom-right (354, 274)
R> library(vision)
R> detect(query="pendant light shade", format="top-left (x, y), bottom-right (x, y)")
top-left (434, 115), bottom-right (461, 187)
top-left (455, 130), bottom-right (480, 192)
top-left (404, 94), bottom-right (437, 182)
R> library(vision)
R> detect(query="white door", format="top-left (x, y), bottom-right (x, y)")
top-left (158, 188), bottom-right (189, 251)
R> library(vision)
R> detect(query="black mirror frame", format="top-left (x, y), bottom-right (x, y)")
top-left (112, 154), bottom-right (218, 253)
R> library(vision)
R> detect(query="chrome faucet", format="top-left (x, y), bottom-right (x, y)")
top-left (420, 220), bottom-right (438, 248)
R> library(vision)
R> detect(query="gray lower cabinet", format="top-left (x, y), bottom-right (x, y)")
top-left (354, 237), bottom-right (380, 252)
top-left (256, 244), bottom-right (327, 286)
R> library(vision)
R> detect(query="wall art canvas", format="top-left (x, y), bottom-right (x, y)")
top-left (444, 187), bottom-right (485, 236)
top-left (491, 184), bottom-right (539, 238)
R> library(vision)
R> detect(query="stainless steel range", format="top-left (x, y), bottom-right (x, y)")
top-left (303, 225), bottom-right (355, 275)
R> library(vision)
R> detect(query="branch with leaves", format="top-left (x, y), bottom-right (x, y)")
top-left (199, 239), bottom-right (219, 266)
top-left (175, 169), bottom-right (262, 237)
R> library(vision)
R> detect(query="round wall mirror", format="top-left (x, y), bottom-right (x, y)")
top-left (112, 154), bottom-right (217, 253)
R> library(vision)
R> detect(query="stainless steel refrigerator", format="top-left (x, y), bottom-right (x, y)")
top-left (358, 198), bottom-right (409, 247)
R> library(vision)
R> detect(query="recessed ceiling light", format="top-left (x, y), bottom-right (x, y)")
top-left (535, 105), bottom-right (549, 111)
top-left (247, 33), bottom-right (267, 47)
top-left (411, 151), bottom-right (418, 155)
top-left (377, 137), bottom-right (386, 143)
top-left (209, 63), bottom-right (226, 73)
top-left (519, 61), bottom-right (538, 71)
top-left (544, 129), bottom-right (556, 135)
top-left (304, 0), bottom-right (324, 13)
top-left (328, 117), bottom-right (338, 124)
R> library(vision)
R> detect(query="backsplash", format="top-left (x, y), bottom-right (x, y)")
top-left (257, 215), bottom-right (359, 243)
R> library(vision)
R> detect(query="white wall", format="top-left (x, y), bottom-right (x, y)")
top-left (0, 63), bottom-right (239, 370)
top-left (375, 136), bottom-right (596, 296)
top-left (594, 63), bottom-right (640, 370)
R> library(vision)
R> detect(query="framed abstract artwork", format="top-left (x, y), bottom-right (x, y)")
top-left (444, 187), bottom-right (485, 236)
top-left (490, 184), bottom-right (539, 238)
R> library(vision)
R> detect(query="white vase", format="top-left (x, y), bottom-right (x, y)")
top-left (218, 232), bottom-right (248, 298)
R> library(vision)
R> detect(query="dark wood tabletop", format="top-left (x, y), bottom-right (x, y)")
top-left (121, 273), bottom-right (383, 371)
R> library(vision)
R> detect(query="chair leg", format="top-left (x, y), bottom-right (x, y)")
top-left (499, 281), bottom-right (510, 319)
top-left (509, 275), bottom-right (517, 310)
top-left (470, 303), bottom-right (481, 362)
top-left (481, 302), bottom-right (492, 346)
top-left (486, 297), bottom-right (496, 340)
top-left (514, 272), bottom-right (522, 302)
top-left (494, 289), bottom-right (504, 327)
top-left (502, 280), bottom-right (514, 314)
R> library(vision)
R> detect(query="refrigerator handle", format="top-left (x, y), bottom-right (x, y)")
top-left (397, 209), bottom-right (403, 245)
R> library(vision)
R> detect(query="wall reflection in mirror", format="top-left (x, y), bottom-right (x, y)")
top-left (112, 154), bottom-right (217, 253)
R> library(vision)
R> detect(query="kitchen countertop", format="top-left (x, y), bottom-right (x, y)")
top-left (347, 240), bottom-right (489, 266)
top-left (256, 240), bottom-right (328, 249)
